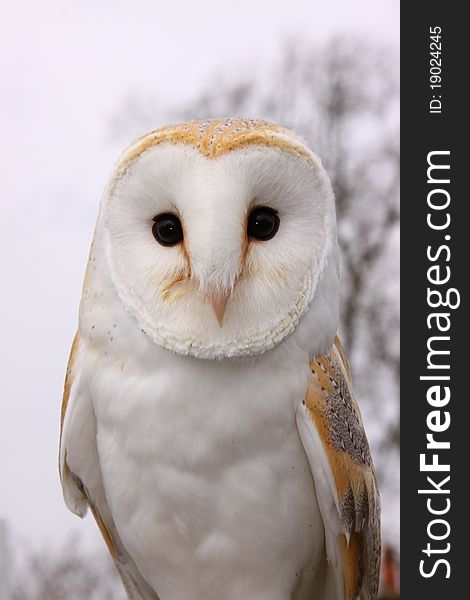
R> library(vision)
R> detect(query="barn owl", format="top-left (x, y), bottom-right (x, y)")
top-left (59, 118), bottom-right (380, 600)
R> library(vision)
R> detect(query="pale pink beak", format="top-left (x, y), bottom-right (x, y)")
top-left (211, 292), bottom-right (231, 327)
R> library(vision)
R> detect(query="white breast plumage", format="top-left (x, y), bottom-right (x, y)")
top-left (90, 340), bottom-right (323, 600)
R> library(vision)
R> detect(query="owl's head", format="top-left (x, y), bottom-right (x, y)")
top-left (95, 119), bottom-right (339, 359)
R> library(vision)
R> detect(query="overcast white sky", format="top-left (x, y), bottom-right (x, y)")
top-left (0, 0), bottom-right (399, 555)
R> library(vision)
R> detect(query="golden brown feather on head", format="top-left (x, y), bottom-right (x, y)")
top-left (113, 118), bottom-right (316, 183)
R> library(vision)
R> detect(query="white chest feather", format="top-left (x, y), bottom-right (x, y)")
top-left (86, 340), bottom-right (324, 600)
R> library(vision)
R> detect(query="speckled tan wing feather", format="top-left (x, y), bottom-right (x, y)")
top-left (59, 333), bottom-right (159, 600)
top-left (59, 331), bottom-right (85, 514)
top-left (296, 337), bottom-right (381, 600)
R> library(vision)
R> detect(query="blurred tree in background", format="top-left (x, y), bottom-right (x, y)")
top-left (187, 39), bottom-right (400, 546)
top-left (8, 36), bottom-right (399, 598)
top-left (10, 537), bottom-right (124, 600)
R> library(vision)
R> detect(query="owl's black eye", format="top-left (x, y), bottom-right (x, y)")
top-left (152, 213), bottom-right (183, 246)
top-left (247, 206), bottom-right (280, 241)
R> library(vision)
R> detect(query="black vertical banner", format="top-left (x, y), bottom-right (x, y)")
top-left (401, 3), bottom-right (467, 598)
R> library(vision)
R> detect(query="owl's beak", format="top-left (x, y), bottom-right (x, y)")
top-left (211, 292), bottom-right (231, 327)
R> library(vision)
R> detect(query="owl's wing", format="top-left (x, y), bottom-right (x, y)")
top-left (296, 336), bottom-right (381, 600)
top-left (59, 332), bottom-right (159, 600)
